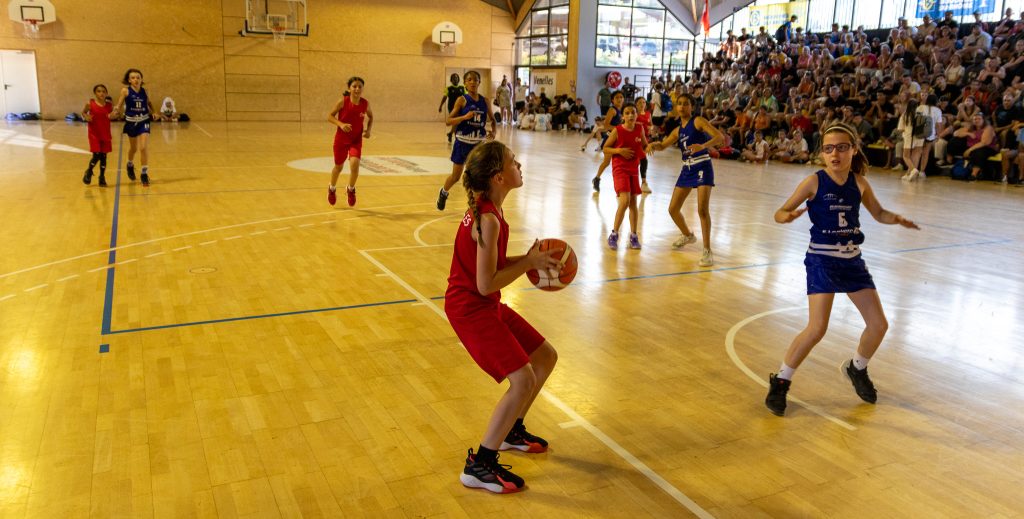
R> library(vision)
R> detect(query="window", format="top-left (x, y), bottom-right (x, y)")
top-left (595, 0), bottom-right (694, 69)
top-left (515, 0), bottom-right (570, 67)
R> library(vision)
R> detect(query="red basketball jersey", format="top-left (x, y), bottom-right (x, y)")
top-left (611, 123), bottom-right (645, 175)
top-left (636, 111), bottom-right (651, 137)
top-left (445, 198), bottom-right (509, 311)
top-left (334, 96), bottom-right (368, 144)
top-left (88, 99), bottom-right (113, 141)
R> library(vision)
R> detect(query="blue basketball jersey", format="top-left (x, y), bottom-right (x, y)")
top-left (454, 93), bottom-right (488, 145)
top-left (806, 169), bottom-right (864, 258)
top-left (125, 86), bottom-right (150, 122)
top-left (676, 117), bottom-right (710, 159)
top-left (606, 107), bottom-right (622, 127)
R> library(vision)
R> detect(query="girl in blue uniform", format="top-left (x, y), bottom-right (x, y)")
top-left (436, 70), bottom-right (496, 210)
top-left (646, 94), bottom-right (724, 267)
top-left (113, 68), bottom-right (158, 186)
top-left (765, 123), bottom-right (919, 417)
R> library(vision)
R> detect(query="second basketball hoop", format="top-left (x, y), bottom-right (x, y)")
top-left (431, 21), bottom-right (462, 53)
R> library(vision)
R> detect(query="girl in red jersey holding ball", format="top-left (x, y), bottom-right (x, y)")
top-left (327, 76), bottom-right (373, 207)
top-left (445, 140), bottom-right (560, 494)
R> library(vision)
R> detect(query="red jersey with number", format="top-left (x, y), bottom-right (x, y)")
top-left (445, 198), bottom-right (508, 311)
top-left (636, 111), bottom-right (652, 137)
top-left (333, 95), bottom-right (369, 144)
top-left (611, 124), bottom-right (645, 176)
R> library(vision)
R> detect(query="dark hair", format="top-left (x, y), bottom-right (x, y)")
top-left (462, 141), bottom-right (508, 247)
top-left (122, 68), bottom-right (143, 86)
top-left (902, 98), bottom-right (920, 127)
top-left (93, 84), bottom-right (108, 94)
top-left (463, 70), bottom-right (481, 82)
top-left (347, 76), bottom-right (364, 87)
top-left (611, 90), bottom-right (624, 100)
top-left (622, 103), bottom-right (638, 114)
top-left (821, 123), bottom-right (868, 175)
top-left (925, 94), bottom-right (938, 106)
top-left (450, 73), bottom-right (460, 83)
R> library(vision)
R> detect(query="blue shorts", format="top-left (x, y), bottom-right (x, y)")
top-left (451, 139), bottom-right (481, 165)
top-left (805, 253), bottom-right (876, 295)
top-left (675, 158), bottom-right (715, 188)
top-left (123, 120), bottom-right (150, 137)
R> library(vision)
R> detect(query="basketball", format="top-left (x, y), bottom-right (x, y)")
top-left (526, 238), bottom-right (577, 291)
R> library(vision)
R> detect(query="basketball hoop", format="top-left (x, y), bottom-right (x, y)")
top-left (270, 24), bottom-right (286, 41)
top-left (22, 18), bottom-right (40, 37)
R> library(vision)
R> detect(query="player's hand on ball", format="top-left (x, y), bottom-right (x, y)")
top-left (526, 240), bottom-right (560, 270)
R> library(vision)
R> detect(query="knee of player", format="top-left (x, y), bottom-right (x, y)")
top-left (509, 365), bottom-right (538, 393)
top-left (867, 315), bottom-right (889, 335)
top-left (805, 324), bottom-right (829, 343)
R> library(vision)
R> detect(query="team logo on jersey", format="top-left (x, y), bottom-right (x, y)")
top-left (462, 213), bottom-right (473, 227)
top-left (822, 193), bottom-right (839, 201)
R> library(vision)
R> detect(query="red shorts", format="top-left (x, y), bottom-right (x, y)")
top-left (612, 171), bottom-right (641, 195)
top-left (445, 301), bottom-right (546, 382)
top-left (89, 134), bottom-right (112, 153)
top-left (333, 140), bottom-right (362, 165)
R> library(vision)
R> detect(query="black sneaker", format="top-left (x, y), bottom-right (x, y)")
top-left (459, 449), bottom-right (525, 494)
top-left (141, 173), bottom-right (150, 186)
top-left (842, 360), bottom-right (877, 403)
top-left (591, 176), bottom-right (600, 192)
top-left (83, 169), bottom-right (93, 185)
top-left (436, 188), bottom-right (449, 211)
top-left (126, 163), bottom-right (136, 181)
top-left (500, 424), bottom-right (548, 453)
top-left (765, 373), bottom-right (791, 416)
top-left (98, 175), bottom-right (107, 187)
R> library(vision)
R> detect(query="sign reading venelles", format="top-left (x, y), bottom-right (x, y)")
top-left (532, 72), bottom-right (557, 97)
top-left (916, 0), bottom-right (994, 18)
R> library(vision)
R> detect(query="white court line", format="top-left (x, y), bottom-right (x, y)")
top-left (298, 223), bottom-right (315, 228)
top-left (116, 258), bottom-right (137, 265)
top-left (250, 231), bottom-right (267, 236)
top-left (0, 202), bottom-right (432, 281)
top-left (364, 234), bottom-right (588, 253)
top-left (0, 294), bottom-right (14, 302)
top-left (273, 227), bottom-right (291, 232)
top-left (87, 266), bottom-right (110, 273)
top-left (199, 240), bottom-right (218, 246)
top-left (224, 235), bottom-right (242, 240)
top-left (24, 284), bottom-right (48, 292)
top-left (56, 274), bottom-right (79, 282)
top-left (725, 307), bottom-right (857, 431)
top-left (413, 215), bottom-right (453, 247)
top-left (191, 122), bottom-right (213, 138)
top-left (358, 248), bottom-right (713, 518)
top-left (145, 252), bottom-right (165, 258)
top-left (173, 245), bottom-right (192, 252)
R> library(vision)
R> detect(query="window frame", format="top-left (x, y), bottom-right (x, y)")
top-left (594, 0), bottom-right (695, 71)
top-left (515, 0), bottom-right (570, 69)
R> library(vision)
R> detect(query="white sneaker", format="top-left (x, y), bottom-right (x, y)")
top-left (904, 168), bottom-right (919, 181)
top-left (672, 234), bottom-right (697, 249)
top-left (1002, 175), bottom-right (1009, 184)
top-left (890, 164), bottom-right (903, 171)
top-left (699, 249), bottom-right (714, 267)
top-left (641, 181), bottom-right (652, 194)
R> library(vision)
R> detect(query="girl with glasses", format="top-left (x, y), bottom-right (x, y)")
top-left (765, 123), bottom-right (920, 417)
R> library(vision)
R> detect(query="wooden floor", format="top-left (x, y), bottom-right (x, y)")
top-left (1, 120), bottom-right (1023, 518)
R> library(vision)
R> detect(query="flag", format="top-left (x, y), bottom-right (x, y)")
top-left (701, 0), bottom-right (710, 34)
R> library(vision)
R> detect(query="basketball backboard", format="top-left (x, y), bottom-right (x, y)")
top-left (242, 0), bottom-right (308, 37)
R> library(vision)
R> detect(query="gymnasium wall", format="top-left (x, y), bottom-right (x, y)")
top-left (0, 0), bottom-right (515, 122)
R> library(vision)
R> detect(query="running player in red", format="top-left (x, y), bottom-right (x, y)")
top-left (634, 97), bottom-right (653, 193)
top-left (445, 140), bottom-right (560, 494)
top-left (603, 103), bottom-right (648, 249)
top-left (82, 84), bottom-right (113, 187)
top-left (327, 76), bottom-right (373, 207)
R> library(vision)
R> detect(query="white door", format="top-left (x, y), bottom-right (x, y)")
top-left (0, 50), bottom-right (41, 115)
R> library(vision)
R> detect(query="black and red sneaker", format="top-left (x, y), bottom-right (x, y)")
top-left (346, 186), bottom-right (356, 207)
top-left (327, 186), bottom-right (337, 206)
top-left (500, 424), bottom-right (548, 453)
top-left (459, 449), bottom-right (525, 494)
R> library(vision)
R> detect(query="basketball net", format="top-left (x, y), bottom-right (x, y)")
top-left (271, 25), bottom-right (286, 42)
top-left (438, 43), bottom-right (455, 55)
top-left (23, 19), bottom-right (40, 38)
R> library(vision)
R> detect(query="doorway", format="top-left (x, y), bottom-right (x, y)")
top-left (0, 50), bottom-right (40, 116)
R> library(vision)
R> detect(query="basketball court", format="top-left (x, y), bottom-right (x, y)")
top-left (1, 119), bottom-right (1022, 517)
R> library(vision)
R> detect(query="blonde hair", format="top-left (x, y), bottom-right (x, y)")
top-left (821, 122), bottom-right (869, 176)
top-left (462, 141), bottom-right (509, 246)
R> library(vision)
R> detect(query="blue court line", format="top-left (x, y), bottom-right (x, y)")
top-left (100, 238), bottom-right (1011, 336)
top-left (105, 297), bottom-right (421, 335)
top-left (888, 238), bottom-right (1012, 254)
top-left (100, 134), bottom-right (126, 335)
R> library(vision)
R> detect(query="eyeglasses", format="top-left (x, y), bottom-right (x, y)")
top-left (821, 143), bottom-right (853, 153)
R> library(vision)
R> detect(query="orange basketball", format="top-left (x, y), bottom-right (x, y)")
top-left (526, 238), bottom-right (578, 291)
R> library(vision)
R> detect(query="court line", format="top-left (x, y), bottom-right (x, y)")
top-left (724, 307), bottom-right (858, 431)
top-left (191, 122), bottom-right (213, 138)
top-left (358, 248), bottom-right (713, 518)
top-left (56, 274), bottom-right (79, 282)
top-left (24, 284), bottom-right (48, 293)
top-left (413, 215), bottom-right (453, 247)
top-left (0, 294), bottom-right (14, 302)
top-left (100, 133), bottom-right (126, 335)
top-left (105, 298), bottom-right (418, 335)
top-left (0, 202), bottom-right (433, 280)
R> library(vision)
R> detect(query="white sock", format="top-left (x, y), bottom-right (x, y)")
top-left (347, 186), bottom-right (355, 192)
top-left (440, 188), bottom-right (448, 195)
top-left (777, 363), bottom-right (796, 381)
top-left (853, 353), bottom-right (870, 370)
top-left (329, 184), bottom-right (336, 191)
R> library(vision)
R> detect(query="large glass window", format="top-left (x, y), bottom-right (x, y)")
top-left (595, 0), bottom-right (694, 69)
top-left (515, 0), bottom-right (570, 67)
